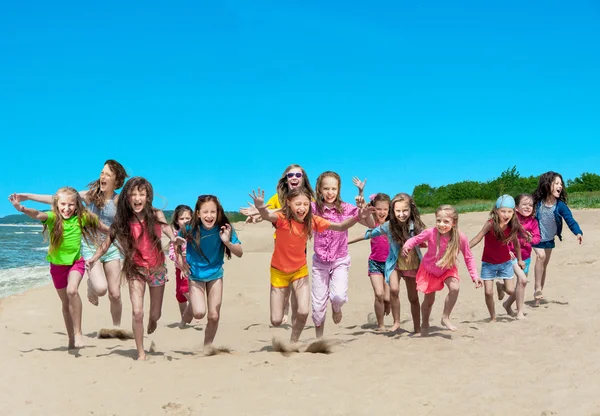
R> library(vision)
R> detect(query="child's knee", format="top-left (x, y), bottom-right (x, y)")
top-left (374, 291), bottom-right (385, 302)
top-left (193, 310), bottom-right (206, 320)
top-left (390, 287), bottom-right (400, 298)
top-left (536, 252), bottom-right (546, 262)
top-left (270, 316), bottom-right (283, 327)
top-left (66, 286), bottom-right (79, 298)
top-left (108, 288), bottom-right (121, 302)
top-left (132, 308), bottom-right (144, 322)
top-left (484, 287), bottom-right (494, 297)
top-left (150, 310), bottom-right (161, 322)
top-left (207, 310), bottom-right (220, 324)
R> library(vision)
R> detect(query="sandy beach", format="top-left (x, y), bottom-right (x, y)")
top-left (0, 210), bottom-right (598, 416)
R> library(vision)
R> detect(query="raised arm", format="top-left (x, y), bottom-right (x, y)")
top-left (8, 194), bottom-right (48, 221)
top-left (13, 190), bottom-right (91, 205)
top-left (220, 224), bottom-right (243, 258)
top-left (352, 177), bottom-right (367, 197)
top-left (327, 204), bottom-right (375, 232)
top-left (249, 188), bottom-right (278, 223)
top-left (469, 221), bottom-right (491, 248)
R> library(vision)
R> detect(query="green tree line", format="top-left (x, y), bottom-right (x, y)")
top-left (412, 167), bottom-right (600, 208)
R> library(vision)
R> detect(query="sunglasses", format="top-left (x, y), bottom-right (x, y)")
top-left (286, 172), bottom-right (303, 179)
top-left (198, 194), bottom-right (217, 199)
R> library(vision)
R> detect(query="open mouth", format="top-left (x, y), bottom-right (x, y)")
top-left (133, 202), bottom-right (143, 210)
top-left (289, 180), bottom-right (301, 187)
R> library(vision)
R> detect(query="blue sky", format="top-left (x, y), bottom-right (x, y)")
top-left (1, 0), bottom-right (599, 217)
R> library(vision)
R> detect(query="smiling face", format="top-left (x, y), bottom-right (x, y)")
top-left (128, 186), bottom-right (148, 214)
top-left (99, 164), bottom-right (117, 193)
top-left (198, 201), bottom-right (218, 230)
top-left (287, 194), bottom-right (311, 221)
top-left (320, 176), bottom-right (339, 205)
top-left (436, 211), bottom-right (456, 235)
top-left (176, 210), bottom-right (192, 229)
top-left (550, 176), bottom-right (563, 200)
top-left (393, 200), bottom-right (411, 223)
top-left (516, 196), bottom-right (534, 218)
top-left (286, 167), bottom-right (304, 190)
top-left (496, 207), bottom-right (515, 228)
top-left (374, 200), bottom-right (389, 224)
top-left (57, 193), bottom-right (77, 219)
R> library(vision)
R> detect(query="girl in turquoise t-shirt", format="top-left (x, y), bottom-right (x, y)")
top-left (8, 187), bottom-right (107, 349)
top-left (179, 195), bottom-right (243, 348)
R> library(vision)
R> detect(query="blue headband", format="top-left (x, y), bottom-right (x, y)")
top-left (495, 195), bottom-right (515, 209)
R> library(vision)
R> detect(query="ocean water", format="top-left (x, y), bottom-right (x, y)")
top-left (0, 225), bottom-right (51, 299)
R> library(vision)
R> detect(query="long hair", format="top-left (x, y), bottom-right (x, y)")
top-left (276, 164), bottom-right (315, 206)
top-left (182, 195), bottom-right (233, 261)
top-left (171, 204), bottom-right (193, 232)
top-left (110, 177), bottom-right (165, 280)
top-left (44, 187), bottom-right (99, 255)
top-left (282, 187), bottom-right (315, 239)
top-left (314, 171), bottom-right (343, 215)
top-left (434, 205), bottom-right (460, 269)
top-left (369, 193), bottom-right (391, 223)
top-left (86, 160), bottom-right (129, 209)
top-left (489, 206), bottom-right (522, 244)
top-left (533, 171), bottom-right (567, 206)
top-left (388, 193), bottom-right (426, 246)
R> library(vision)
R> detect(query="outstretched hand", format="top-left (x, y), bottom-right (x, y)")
top-left (473, 278), bottom-right (483, 289)
top-left (249, 188), bottom-right (266, 209)
top-left (355, 195), bottom-right (366, 209)
top-left (220, 223), bottom-right (233, 243)
top-left (358, 203), bottom-right (375, 220)
top-left (352, 177), bottom-right (367, 193)
top-left (239, 202), bottom-right (259, 217)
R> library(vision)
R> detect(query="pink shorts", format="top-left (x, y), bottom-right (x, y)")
top-left (175, 268), bottom-right (189, 303)
top-left (416, 265), bottom-right (459, 294)
top-left (49, 258), bottom-right (85, 290)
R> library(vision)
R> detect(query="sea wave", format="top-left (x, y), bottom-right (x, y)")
top-left (0, 265), bottom-right (50, 299)
top-left (33, 247), bottom-right (49, 252)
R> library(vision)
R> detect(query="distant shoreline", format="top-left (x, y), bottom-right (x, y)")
top-left (0, 224), bottom-right (43, 227)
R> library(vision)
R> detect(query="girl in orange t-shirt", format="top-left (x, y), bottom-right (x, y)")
top-left (250, 186), bottom-right (372, 343)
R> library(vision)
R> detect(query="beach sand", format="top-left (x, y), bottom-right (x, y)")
top-left (0, 210), bottom-right (598, 416)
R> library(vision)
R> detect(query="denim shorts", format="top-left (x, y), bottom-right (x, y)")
top-left (81, 241), bottom-right (123, 263)
top-left (532, 239), bottom-right (555, 250)
top-left (481, 259), bottom-right (514, 280)
top-left (511, 257), bottom-right (531, 275)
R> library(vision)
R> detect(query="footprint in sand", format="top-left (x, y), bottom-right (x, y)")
top-left (161, 402), bottom-right (192, 416)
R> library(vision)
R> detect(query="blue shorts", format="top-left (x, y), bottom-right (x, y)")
top-left (81, 241), bottom-right (123, 263)
top-left (481, 260), bottom-right (514, 280)
top-left (189, 267), bottom-right (224, 283)
top-left (511, 257), bottom-right (531, 275)
top-left (368, 259), bottom-right (385, 276)
top-left (532, 239), bottom-right (555, 250)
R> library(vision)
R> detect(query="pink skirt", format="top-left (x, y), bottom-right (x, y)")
top-left (416, 265), bottom-right (459, 294)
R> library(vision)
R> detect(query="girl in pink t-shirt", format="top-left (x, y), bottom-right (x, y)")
top-left (168, 205), bottom-right (193, 328)
top-left (349, 191), bottom-right (391, 331)
top-left (87, 177), bottom-right (183, 361)
top-left (402, 205), bottom-right (483, 337)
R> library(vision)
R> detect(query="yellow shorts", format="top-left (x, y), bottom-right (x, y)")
top-left (270, 265), bottom-right (308, 288)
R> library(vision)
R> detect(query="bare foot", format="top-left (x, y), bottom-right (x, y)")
top-left (315, 325), bottom-right (324, 339)
top-left (137, 353), bottom-right (147, 361)
top-left (503, 300), bottom-right (516, 317)
top-left (178, 319), bottom-right (188, 329)
top-left (332, 308), bottom-right (342, 324)
top-left (375, 326), bottom-right (386, 332)
top-left (441, 317), bottom-right (457, 331)
top-left (534, 289), bottom-right (544, 300)
top-left (389, 322), bottom-right (400, 332)
top-left (496, 281), bottom-right (505, 300)
top-left (73, 334), bottom-right (85, 348)
top-left (414, 327), bottom-right (421, 334)
top-left (281, 315), bottom-right (288, 325)
top-left (421, 325), bottom-right (430, 337)
top-left (516, 312), bottom-right (527, 320)
top-left (147, 319), bottom-right (157, 334)
top-left (490, 316), bottom-right (497, 322)
top-left (383, 301), bottom-right (391, 316)
top-left (68, 339), bottom-right (75, 349)
top-left (87, 279), bottom-right (99, 306)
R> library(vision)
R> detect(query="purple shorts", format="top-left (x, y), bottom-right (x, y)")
top-left (49, 258), bottom-right (85, 289)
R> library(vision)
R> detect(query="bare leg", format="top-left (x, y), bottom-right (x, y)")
top-left (403, 276), bottom-right (421, 333)
top-left (203, 279), bottom-right (223, 346)
top-left (104, 260), bottom-right (123, 327)
top-left (388, 270), bottom-right (401, 332)
top-left (383, 282), bottom-right (391, 315)
top-left (147, 284), bottom-right (165, 335)
top-left (421, 292), bottom-right (435, 337)
top-left (281, 289), bottom-right (291, 324)
top-left (369, 274), bottom-right (386, 330)
top-left (509, 265), bottom-right (528, 319)
top-left (540, 249), bottom-right (553, 291)
top-left (86, 261), bottom-right (108, 306)
top-left (441, 277), bottom-right (459, 331)
top-left (483, 280), bottom-right (496, 321)
top-left (189, 280), bottom-right (207, 320)
top-left (128, 278), bottom-right (147, 360)
top-left (501, 277), bottom-right (516, 317)
top-left (269, 286), bottom-right (289, 327)
top-left (290, 277), bottom-right (310, 342)
top-left (65, 270), bottom-right (85, 348)
top-left (55, 288), bottom-right (75, 348)
top-left (533, 247), bottom-right (547, 304)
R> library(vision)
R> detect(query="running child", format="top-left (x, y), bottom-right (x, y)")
top-left (349, 191), bottom-right (392, 331)
top-left (310, 171), bottom-right (375, 338)
top-left (469, 195), bottom-right (523, 321)
top-left (177, 195), bottom-right (243, 347)
top-left (532, 171), bottom-right (583, 305)
top-left (402, 205), bottom-right (483, 336)
top-left (86, 177), bottom-right (181, 361)
top-left (361, 193), bottom-right (425, 333)
top-left (8, 188), bottom-right (107, 349)
top-left (501, 194), bottom-right (540, 319)
top-left (168, 204), bottom-right (193, 328)
top-left (249, 187), bottom-right (373, 343)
